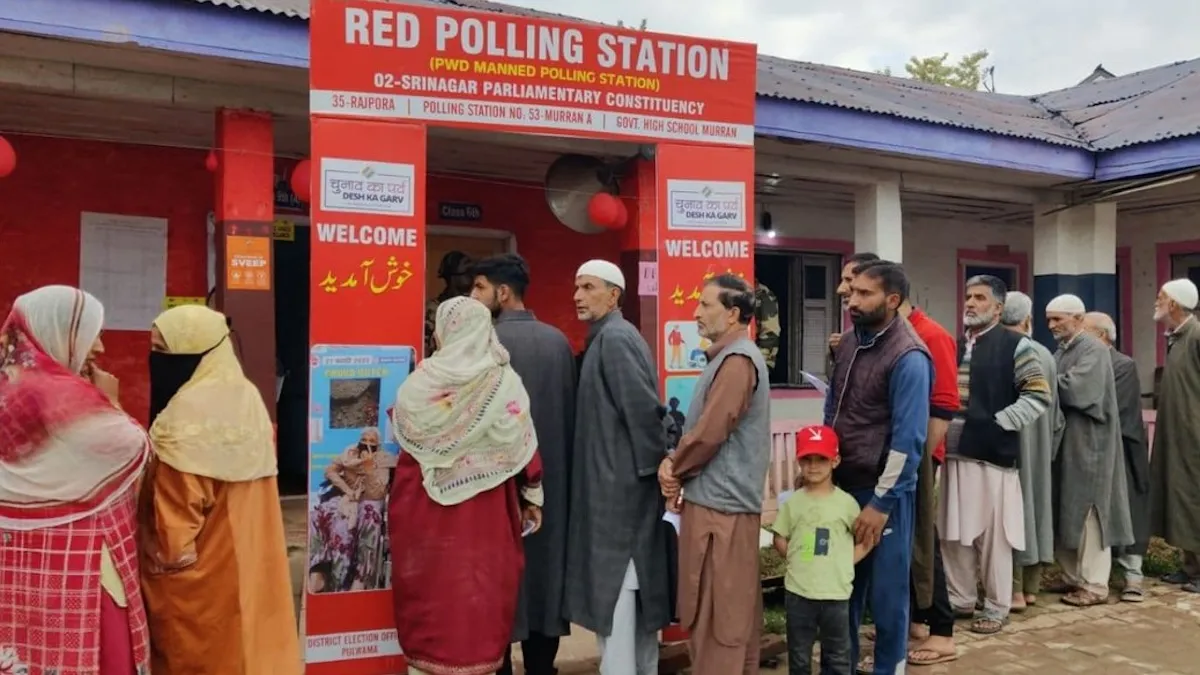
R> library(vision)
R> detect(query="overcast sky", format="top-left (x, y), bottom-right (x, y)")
top-left (506, 0), bottom-right (1197, 95)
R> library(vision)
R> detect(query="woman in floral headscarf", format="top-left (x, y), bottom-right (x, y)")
top-left (0, 285), bottom-right (152, 675)
top-left (389, 296), bottom-right (544, 675)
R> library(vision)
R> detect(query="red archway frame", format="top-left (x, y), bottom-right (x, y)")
top-left (305, 1), bottom-right (757, 672)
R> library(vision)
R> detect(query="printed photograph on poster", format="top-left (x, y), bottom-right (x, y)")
top-left (664, 320), bottom-right (711, 372)
top-left (307, 344), bottom-right (415, 596)
top-left (666, 179), bottom-right (747, 232)
top-left (664, 376), bottom-right (699, 433)
top-left (320, 157), bottom-right (416, 217)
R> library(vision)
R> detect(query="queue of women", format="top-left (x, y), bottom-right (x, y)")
top-left (0, 286), bottom-right (542, 675)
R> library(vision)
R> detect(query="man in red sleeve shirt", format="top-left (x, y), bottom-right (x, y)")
top-left (901, 299), bottom-right (961, 666)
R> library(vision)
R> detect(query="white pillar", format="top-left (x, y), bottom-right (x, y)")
top-left (854, 182), bottom-right (903, 261)
top-left (1032, 202), bottom-right (1116, 278)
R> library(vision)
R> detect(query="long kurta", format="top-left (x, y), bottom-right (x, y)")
top-left (1053, 333), bottom-right (1134, 551)
top-left (1014, 337), bottom-right (1063, 567)
top-left (565, 311), bottom-right (671, 636)
top-left (138, 458), bottom-right (301, 675)
top-left (1149, 318), bottom-right (1200, 551)
top-left (672, 331), bottom-right (763, 675)
top-left (494, 309), bottom-right (577, 641)
top-left (1111, 347), bottom-right (1150, 556)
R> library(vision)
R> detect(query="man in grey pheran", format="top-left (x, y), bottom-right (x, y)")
top-left (564, 259), bottom-right (670, 675)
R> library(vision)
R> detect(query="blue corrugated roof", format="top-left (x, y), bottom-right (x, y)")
top-left (192, 0), bottom-right (1200, 151)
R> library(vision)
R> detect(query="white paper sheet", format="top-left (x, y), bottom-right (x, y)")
top-left (662, 510), bottom-right (681, 535)
top-left (800, 371), bottom-right (829, 394)
top-left (79, 212), bottom-right (168, 331)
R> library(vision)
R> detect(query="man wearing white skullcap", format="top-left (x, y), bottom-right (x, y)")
top-left (565, 259), bottom-right (670, 674)
top-left (1149, 278), bottom-right (1200, 591)
top-left (1045, 295), bottom-right (1135, 606)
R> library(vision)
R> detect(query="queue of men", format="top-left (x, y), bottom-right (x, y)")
top-left (824, 255), bottom-right (1200, 674)
top-left (442, 247), bottom-right (1200, 675)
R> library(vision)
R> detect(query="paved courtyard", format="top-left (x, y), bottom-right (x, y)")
top-left (530, 582), bottom-right (1200, 674)
top-left (282, 501), bottom-right (1200, 673)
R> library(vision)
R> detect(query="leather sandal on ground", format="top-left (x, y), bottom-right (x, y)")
top-left (1181, 582), bottom-right (1200, 594)
top-left (908, 646), bottom-right (959, 666)
top-left (1162, 570), bottom-right (1189, 584)
top-left (1062, 589), bottom-right (1107, 606)
top-left (968, 617), bottom-right (1004, 635)
top-left (856, 654), bottom-right (873, 675)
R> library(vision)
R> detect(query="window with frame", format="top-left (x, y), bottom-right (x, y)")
top-left (754, 250), bottom-right (841, 387)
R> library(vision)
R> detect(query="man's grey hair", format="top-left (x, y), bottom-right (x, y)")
top-left (1000, 291), bottom-right (1033, 326)
top-left (1085, 312), bottom-right (1118, 344)
top-left (965, 274), bottom-right (1008, 304)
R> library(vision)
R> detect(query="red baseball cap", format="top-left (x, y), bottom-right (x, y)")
top-left (796, 425), bottom-right (839, 460)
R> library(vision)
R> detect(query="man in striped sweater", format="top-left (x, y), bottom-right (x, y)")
top-left (937, 275), bottom-right (1052, 636)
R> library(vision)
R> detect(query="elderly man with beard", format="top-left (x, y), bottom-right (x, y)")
top-left (565, 260), bottom-right (670, 675)
top-left (1045, 294), bottom-right (1134, 607)
top-left (825, 260), bottom-right (931, 675)
top-left (938, 277), bottom-right (1051, 635)
top-left (1148, 279), bottom-right (1200, 592)
top-left (658, 274), bottom-right (770, 675)
top-left (1082, 311), bottom-right (1150, 602)
top-left (999, 292), bottom-right (1062, 613)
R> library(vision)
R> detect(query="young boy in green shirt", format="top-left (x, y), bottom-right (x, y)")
top-left (772, 425), bottom-right (871, 675)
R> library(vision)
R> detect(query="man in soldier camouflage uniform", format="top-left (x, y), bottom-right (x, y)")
top-left (754, 280), bottom-right (781, 372)
top-left (424, 250), bottom-right (473, 356)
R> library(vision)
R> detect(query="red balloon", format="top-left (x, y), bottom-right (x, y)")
top-left (587, 192), bottom-right (627, 230)
top-left (204, 150), bottom-right (218, 172)
top-left (0, 136), bottom-right (16, 178)
top-left (290, 159), bottom-right (312, 203)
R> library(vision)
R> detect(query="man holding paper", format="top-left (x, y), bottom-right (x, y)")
top-left (659, 273), bottom-right (771, 675)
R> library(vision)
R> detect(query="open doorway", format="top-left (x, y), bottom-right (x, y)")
top-left (423, 226), bottom-right (514, 354)
top-left (274, 215), bottom-right (310, 496)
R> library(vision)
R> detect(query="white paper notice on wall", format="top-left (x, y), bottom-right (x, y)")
top-left (79, 212), bottom-right (168, 331)
top-left (665, 179), bottom-right (747, 232)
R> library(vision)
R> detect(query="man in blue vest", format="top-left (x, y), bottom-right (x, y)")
top-left (826, 260), bottom-right (932, 674)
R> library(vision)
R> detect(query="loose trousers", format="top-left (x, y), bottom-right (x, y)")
top-left (595, 560), bottom-right (659, 675)
top-left (1056, 507), bottom-right (1111, 597)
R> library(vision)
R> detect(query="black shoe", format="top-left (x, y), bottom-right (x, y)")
top-left (1161, 570), bottom-right (1189, 584)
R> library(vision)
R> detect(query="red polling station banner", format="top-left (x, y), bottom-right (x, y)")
top-left (308, 0), bottom-right (757, 145)
top-left (654, 144), bottom-right (756, 410)
top-left (305, 117), bottom-right (427, 675)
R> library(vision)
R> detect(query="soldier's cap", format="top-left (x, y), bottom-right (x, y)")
top-left (795, 425), bottom-right (838, 460)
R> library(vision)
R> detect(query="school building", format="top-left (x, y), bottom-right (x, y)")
top-left (0, 0), bottom-right (1197, 489)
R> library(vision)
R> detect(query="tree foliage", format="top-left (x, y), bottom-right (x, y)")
top-left (877, 50), bottom-right (991, 91)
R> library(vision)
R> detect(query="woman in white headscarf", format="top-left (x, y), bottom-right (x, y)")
top-left (0, 285), bottom-right (152, 674)
top-left (389, 296), bottom-right (544, 675)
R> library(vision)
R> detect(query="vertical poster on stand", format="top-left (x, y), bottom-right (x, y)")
top-left (654, 145), bottom-right (757, 414)
top-left (305, 116), bottom-right (427, 675)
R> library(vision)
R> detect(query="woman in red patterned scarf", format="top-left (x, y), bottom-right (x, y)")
top-left (390, 296), bottom-right (544, 675)
top-left (0, 285), bottom-right (152, 674)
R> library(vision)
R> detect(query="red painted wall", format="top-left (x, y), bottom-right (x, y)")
top-left (0, 134), bottom-right (211, 426)
top-left (425, 174), bottom-right (623, 351)
top-left (0, 135), bottom-right (620, 425)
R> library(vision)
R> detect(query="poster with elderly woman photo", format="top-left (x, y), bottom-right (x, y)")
top-left (307, 344), bottom-right (414, 595)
